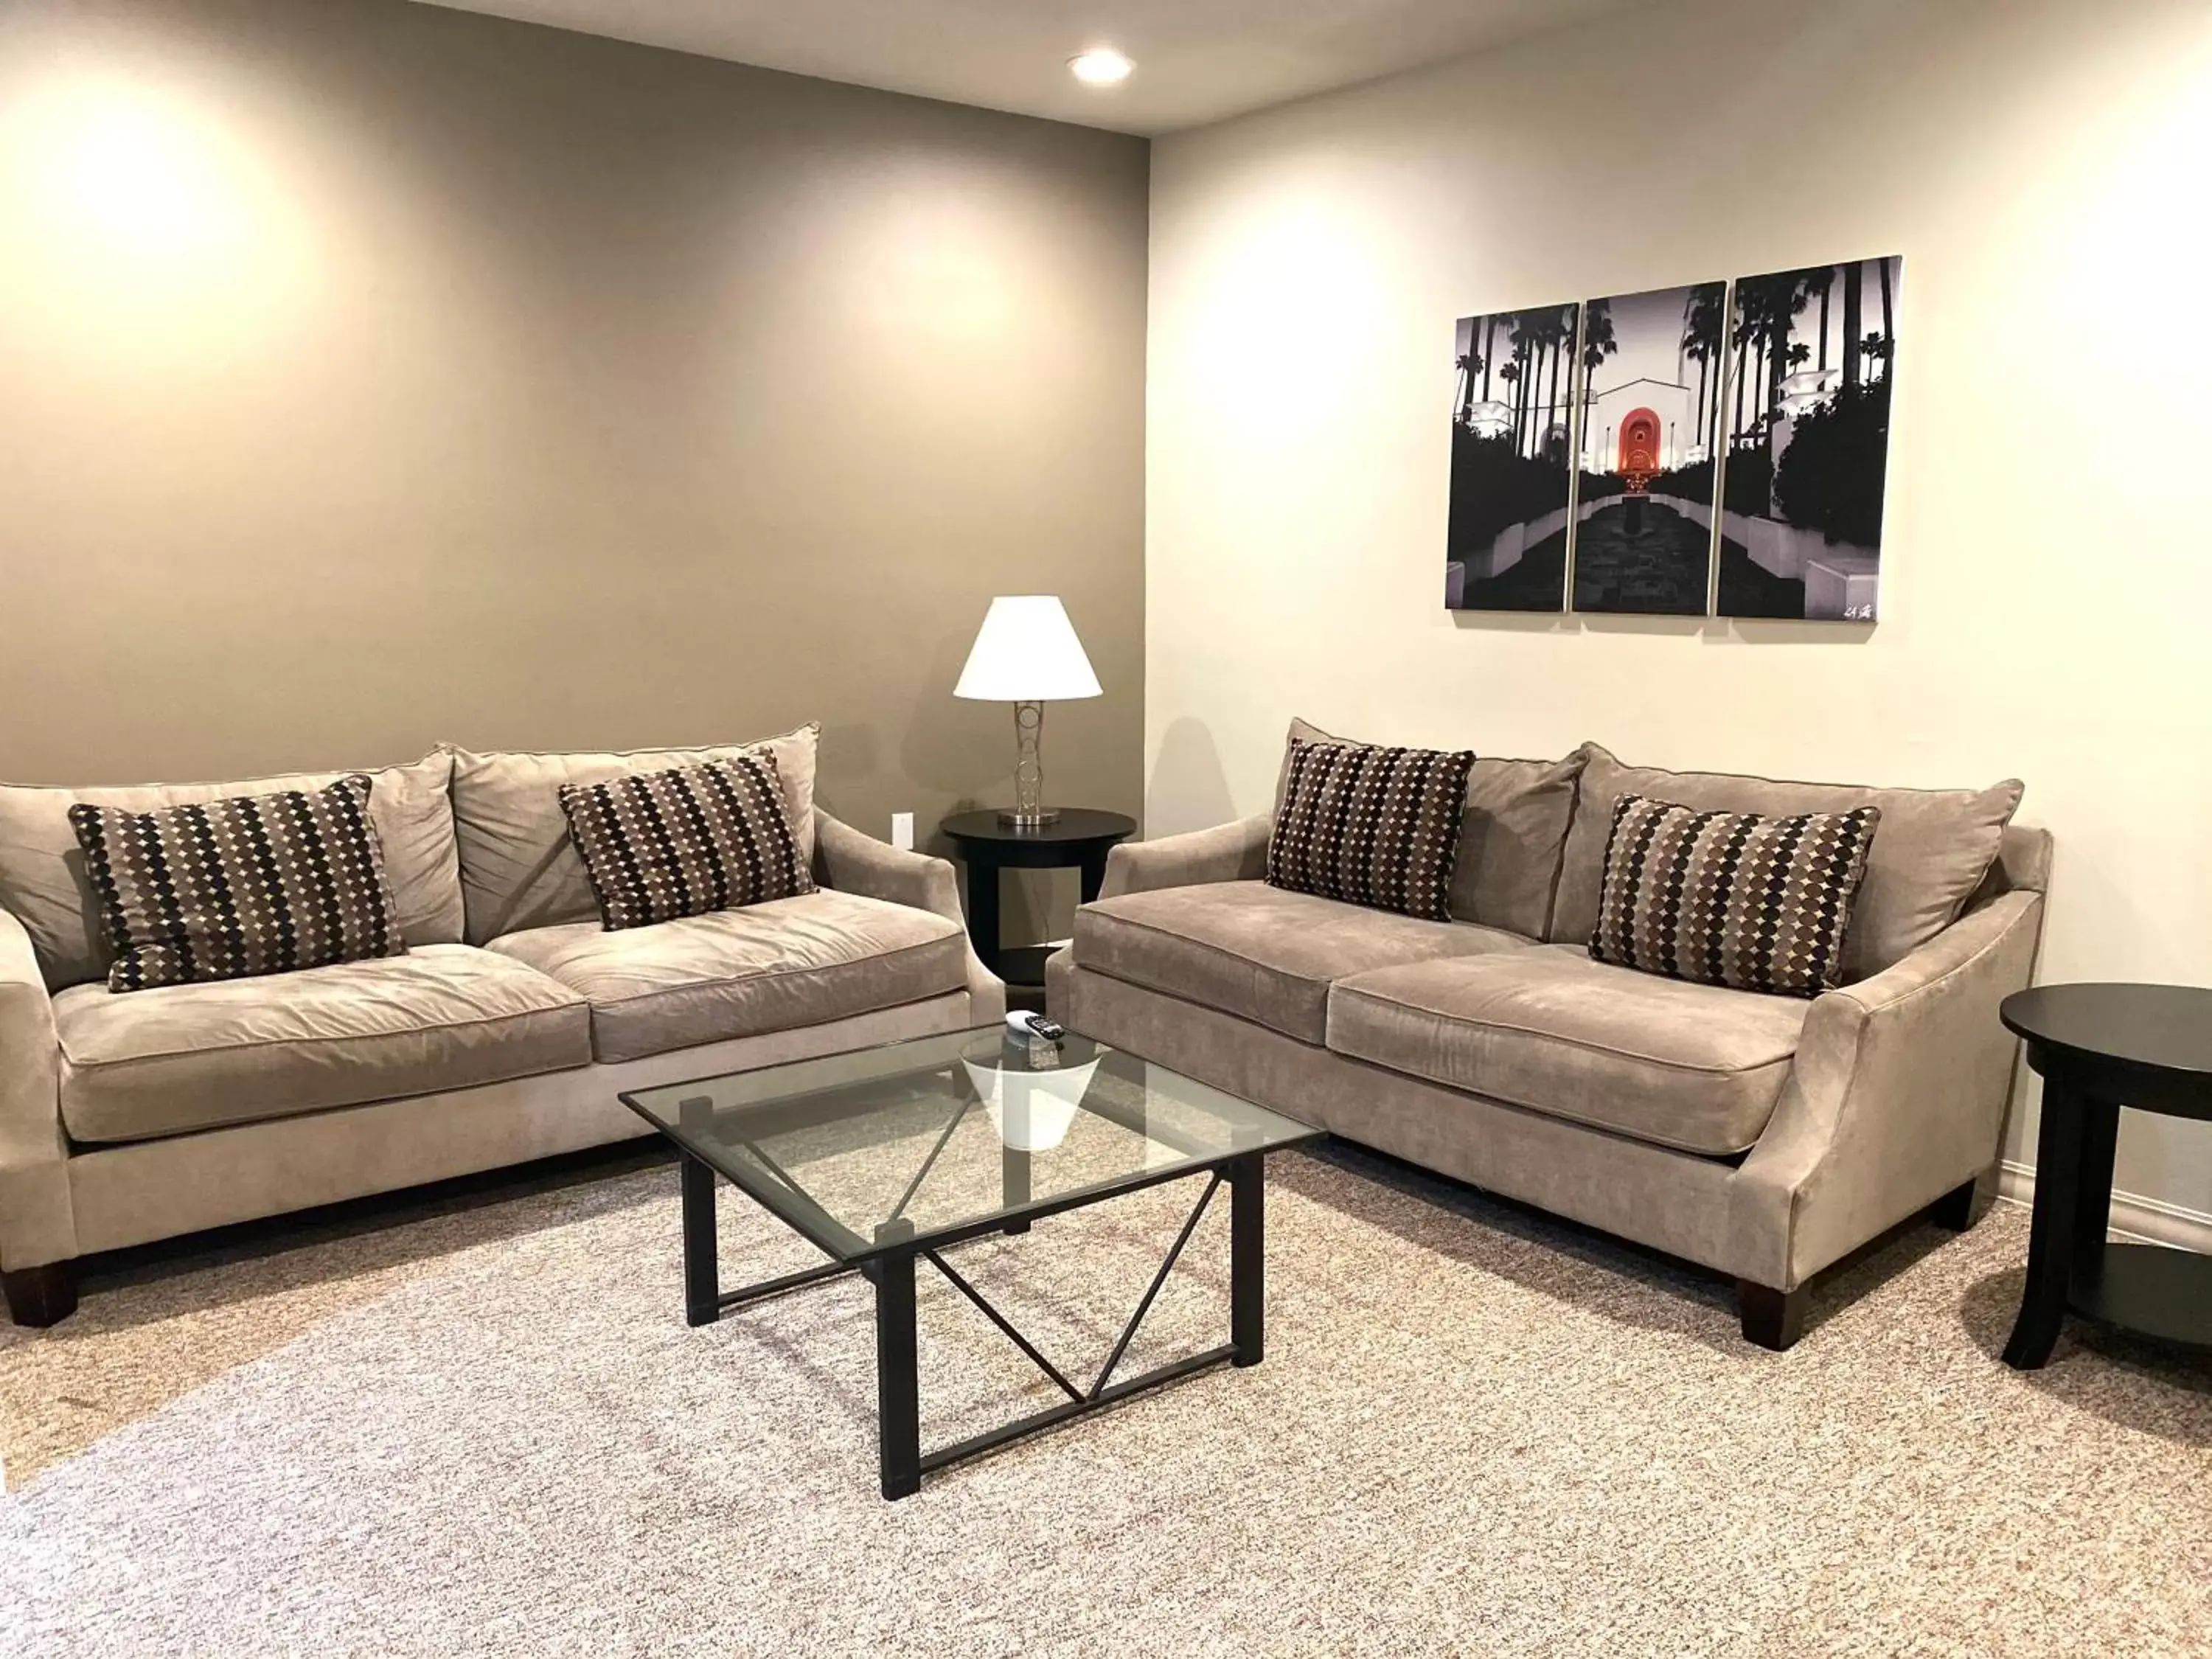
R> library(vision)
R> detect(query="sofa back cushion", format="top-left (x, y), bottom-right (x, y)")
top-left (72, 773), bottom-right (408, 992)
top-left (1276, 719), bottom-right (1585, 938)
top-left (1267, 738), bottom-right (1475, 922)
top-left (0, 752), bottom-right (463, 992)
top-left (448, 725), bottom-right (818, 944)
top-left (1551, 743), bottom-right (2023, 981)
top-left (1590, 794), bottom-right (1880, 998)
top-left (559, 755), bottom-right (814, 931)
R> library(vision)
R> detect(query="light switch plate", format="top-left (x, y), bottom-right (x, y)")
top-left (891, 811), bottom-right (914, 852)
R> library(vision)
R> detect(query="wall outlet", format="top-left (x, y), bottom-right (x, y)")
top-left (891, 811), bottom-right (914, 852)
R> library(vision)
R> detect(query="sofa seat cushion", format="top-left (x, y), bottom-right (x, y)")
top-left (486, 888), bottom-right (967, 1063)
top-left (1072, 880), bottom-right (1534, 1045)
top-left (54, 944), bottom-right (592, 1144)
top-left (1327, 944), bottom-right (1811, 1155)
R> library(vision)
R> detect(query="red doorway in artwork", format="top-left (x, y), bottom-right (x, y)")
top-left (1618, 407), bottom-right (1661, 490)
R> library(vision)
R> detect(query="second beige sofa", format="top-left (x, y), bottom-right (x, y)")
top-left (0, 726), bottom-right (1004, 1325)
top-left (1050, 729), bottom-right (2047, 1349)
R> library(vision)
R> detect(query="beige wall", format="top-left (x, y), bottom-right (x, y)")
top-left (0, 0), bottom-right (1146, 937)
top-left (1147, 0), bottom-right (2212, 1211)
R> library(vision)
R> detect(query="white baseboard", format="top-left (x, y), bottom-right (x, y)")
top-left (1996, 1160), bottom-right (2212, 1253)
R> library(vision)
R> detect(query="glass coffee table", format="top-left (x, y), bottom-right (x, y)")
top-left (622, 1026), bottom-right (1321, 1499)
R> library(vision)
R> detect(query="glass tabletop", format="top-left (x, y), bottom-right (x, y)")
top-left (620, 1026), bottom-right (1321, 1262)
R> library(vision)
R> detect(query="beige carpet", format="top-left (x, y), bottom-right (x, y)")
top-left (1, 1144), bottom-right (2207, 1657)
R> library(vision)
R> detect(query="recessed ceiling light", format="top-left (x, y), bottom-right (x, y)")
top-left (1068, 49), bottom-right (1134, 87)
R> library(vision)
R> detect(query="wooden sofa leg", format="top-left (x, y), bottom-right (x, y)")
top-left (1930, 1169), bottom-right (1995, 1232)
top-left (2, 1261), bottom-right (79, 1327)
top-left (1737, 1280), bottom-right (1806, 1351)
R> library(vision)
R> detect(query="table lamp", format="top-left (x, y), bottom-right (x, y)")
top-left (953, 595), bottom-right (1102, 829)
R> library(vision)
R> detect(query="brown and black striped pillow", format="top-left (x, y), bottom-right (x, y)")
top-left (1266, 739), bottom-right (1475, 922)
top-left (1590, 794), bottom-right (1879, 997)
top-left (69, 774), bottom-right (406, 992)
top-left (558, 754), bottom-right (813, 931)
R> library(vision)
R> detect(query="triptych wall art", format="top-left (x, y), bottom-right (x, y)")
top-left (1444, 257), bottom-right (1899, 622)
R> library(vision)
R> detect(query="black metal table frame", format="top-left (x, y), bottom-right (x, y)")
top-left (664, 1079), bottom-right (1293, 1499)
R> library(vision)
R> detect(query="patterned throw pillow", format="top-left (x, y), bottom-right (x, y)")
top-left (1590, 793), bottom-right (1880, 998)
top-left (558, 754), bottom-right (813, 931)
top-left (1266, 739), bottom-right (1475, 922)
top-left (69, 774), bottom-right (406, 992)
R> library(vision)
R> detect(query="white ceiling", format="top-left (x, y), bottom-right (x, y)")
top-left (414, 0), bottom-right (1646, 135)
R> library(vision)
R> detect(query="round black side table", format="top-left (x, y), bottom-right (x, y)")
top-left (2000, 984), bottom-right (2212, 1369)
top-left (942, 809), bottom-right (1135, 990)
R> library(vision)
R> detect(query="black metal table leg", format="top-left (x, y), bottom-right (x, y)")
top-left (876, 1239), bottom-right (922, 1500)
top-left (2004, 1079), bottom-right (2090, 1368)
top-left (1003, 1141), bottom-right (1032, 1235)
top-left (681, 1145), bottom-right (720, 1328)
top-left (1079, 852), bottom-right (1110, 904)
top-left (1228, 1150), bottom-right (1264, 1368)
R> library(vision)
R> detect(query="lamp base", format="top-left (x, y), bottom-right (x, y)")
top-left (997, 807), bottom-right (1061, 830)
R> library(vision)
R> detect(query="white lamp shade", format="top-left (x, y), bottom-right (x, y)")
top-left (953, 596), bottom-right (1102, 702)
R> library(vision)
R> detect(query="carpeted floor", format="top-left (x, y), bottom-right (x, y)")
top-left (1, 1142), bottom-right (2208, 1656)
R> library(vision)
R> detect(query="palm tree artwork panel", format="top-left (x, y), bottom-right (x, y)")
top-left (1567, 282), bottom-right (1728, 616)
top-left (1447, 302), bottom-right (1582, 611)
top-left (1715, 255), bottom-right (1902, 621)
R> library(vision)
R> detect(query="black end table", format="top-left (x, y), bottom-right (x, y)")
top-left (942, 808), bottom-right (1135, 990)
top-left (2000, 983), bottom-right (2212, 1368)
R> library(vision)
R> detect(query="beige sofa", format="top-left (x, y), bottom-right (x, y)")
top-left (0, 728), bottom-right (1003, 1325)
top-left (1049, 732), bottom-right (2048, 1349)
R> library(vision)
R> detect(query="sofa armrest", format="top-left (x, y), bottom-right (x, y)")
top-left (813, 810), bottom-right (1005, 1025)
top-left (1731, 889), bottom-right (2044, 1289)
top-left (1098, 813), bottom-right (1273, 901)
top-left (0, 908), bottom-right (73, 1270)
